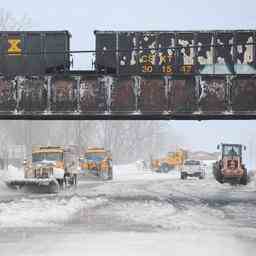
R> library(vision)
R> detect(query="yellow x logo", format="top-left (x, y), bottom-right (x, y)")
top-left (8, 39), bottom-right (21, 55)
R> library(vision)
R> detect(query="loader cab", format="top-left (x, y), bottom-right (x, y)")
top-left (218, 144), bottom-right (244, 160)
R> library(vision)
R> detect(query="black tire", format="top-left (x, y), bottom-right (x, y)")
top-left (213, 164), bottom-right (224, 184)
top-left (181, 173), bottom-right (187, 180)
top-left (240, 169), bottom-right (248, 185)
top-left (58, 179), bottom-right (64, 190)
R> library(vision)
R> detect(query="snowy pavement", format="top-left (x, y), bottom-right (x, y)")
top-left (0, 164), bottom-right (256, 256)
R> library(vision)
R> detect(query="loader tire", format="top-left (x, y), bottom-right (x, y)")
top-left (240, 169), bottom-right (248, 185)
top-left (213, 164), bottom-right (224, 184)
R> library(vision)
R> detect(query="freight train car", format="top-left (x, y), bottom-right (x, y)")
top-left (0, 30), bottom-right (255, 119)
top-left (0, 31), bottom-right (71, 76)
top-left (94, 30), bottom-right (256, 76)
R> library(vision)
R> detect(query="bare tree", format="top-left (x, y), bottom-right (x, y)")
top-left (0, 9), bottom-right (31, 165)
top-left (0, 8), bottom-right (31, 30)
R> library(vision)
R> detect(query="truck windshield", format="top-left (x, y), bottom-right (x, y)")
top-left (32, 152), bottom-right (63, 162)
top-left (223, 145), bottom-right (241, 156)
top-left (184, 160), bottom-right (200, 165)
top-left (85, 153), bottom-right (105, 162)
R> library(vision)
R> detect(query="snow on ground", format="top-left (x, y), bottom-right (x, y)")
top-left (0, 196), bottom-right (106, 228)
top-left (113, 162), bottom-right (180, 181)
top-left (0, 162), bottom-right (256, 256)
top-left (2, 230), bottom-right (255, 256)
top-left (2, 165), bottom-right (24, 181)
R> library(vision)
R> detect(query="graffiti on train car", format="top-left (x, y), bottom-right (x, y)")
top-left (198, 77), bottom-right (227, 112)
top-left (95, 31), bottom-right (256, 76)
top-left (19, 77), bottom-right (48, 112)
top-left (111, 77), bottom-right (136, 112)
top-left (79, 76), bottom-right (108, 112)
top-left (0, 74), bottom-right (255, 119)
top-left (139, 77), bottom-right (167, 112)
top-left (232, 77), bottom-right (256, 111)
top-left (51, 76), bottom-right (77, 111)
top-left (0, 77), bottom-right (17, 111)
top-left (169, 78), bottom-right (197, 113)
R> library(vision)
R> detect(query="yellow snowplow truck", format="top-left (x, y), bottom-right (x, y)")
top-left (6, 146), bottom-right (79, 193)
top-left (151, 149), bottom-right (187, 173)
top-left (79, 147), bottom-right (113, 180)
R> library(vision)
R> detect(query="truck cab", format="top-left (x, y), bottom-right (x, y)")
top-left (25, 146), bottom-right (78, 188)
top-left (181, 159), bottom-right (205, 180)
top-left (80, 147), bottom-right (113, 180)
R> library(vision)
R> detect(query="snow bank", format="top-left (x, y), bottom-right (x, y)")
top-left (113, 162), bottom-right (180, 181)
top-left (0, 196), bottom-right (106, 228)
top-left (2, 165), bottom-right (24, 181)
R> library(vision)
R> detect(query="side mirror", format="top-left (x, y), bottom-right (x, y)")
top-left (217, 145), bottom-right (220, 150)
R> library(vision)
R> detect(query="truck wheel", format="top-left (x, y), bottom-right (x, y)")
top-left (58, 179), bottom-right (64, 190)
top-left (181, 173), bottom-right (187, 180)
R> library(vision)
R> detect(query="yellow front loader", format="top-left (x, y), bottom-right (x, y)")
top-left (151, 149), bottom-right (187, 173)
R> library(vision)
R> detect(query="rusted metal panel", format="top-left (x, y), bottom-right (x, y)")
top-left (119, 32), bottom-right (138, 74)
top-left (236, 32), bottom-right (255, 74)
top-left (215, 32), bottom-right (234, 74)
top-left (111, 77), bottom-right (136, 112)
top-left (198, 77), bottom-right (227, 112)
top-left (216, 33), bottom-right (234, 65)
top-left (176, 33), bottom-right (195, 74)
top-left (232, 77), bottom-right (256, 111)
top-left (0, 73), bottom-right (256, 119)
top-left (138, 32), bottom-right (158, 74)
top-left (237, 32), bottom-right (254, 64)
top-left (0, 77), bottom-right (17, 111)
top-left (51, 76), bottom-right (77, 112)
top-left (157, 33), bottom-right (176, 75)
top-left (79, 76), bottom-right (107, 112)
top-left (95, 30), bottom-right (256, 76)
top-left (0, 31), bottom-right (70, 76)
top-left (139, 77), bottom-right (167, 112)
top-left (197, 32), bottom-right (214, 74)
top-left (169, 78), bottom-right (197, 112)
top-left (95, 33), bottom-right (116, 73)
top-left (19, 77), bottom-right (48, 112)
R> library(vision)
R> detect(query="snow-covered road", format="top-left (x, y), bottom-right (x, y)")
top-left (0, 164), bottom-right (256, 256)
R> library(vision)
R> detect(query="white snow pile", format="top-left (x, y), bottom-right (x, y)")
top-left (0, 179), bottom-right (6, 191)
top-left (113, 162), bottom-right (180, 181)
top-left (2, 165), bottom-right (24, 181)
top-left (109, 200), bottom-right (226, 231)
top-left (0, 196), bottom-right (106, 228)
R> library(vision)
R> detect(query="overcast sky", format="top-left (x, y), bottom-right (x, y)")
top-left (3, 0), bottom-right (256, 164)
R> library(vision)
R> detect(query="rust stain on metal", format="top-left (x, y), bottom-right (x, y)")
top-left (139, 78), bottom-right (167, 112)
top-left (51, 76), bottom-right (77, 112)
top-left (80, 77), bottom-right (107, 112)
top-left (169, 78), bottom-right (197, 112)
top-left (0, 78), bottom-right (16, 111)
top-left (111, 78), bottom-right (136, 112)
top-left (198, 77), bottom-right (227, 112)
top-left (232, 78), bottom-right (256, 111)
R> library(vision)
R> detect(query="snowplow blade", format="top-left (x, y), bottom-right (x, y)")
top-left (5, 178), bottom-right (59, 193)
